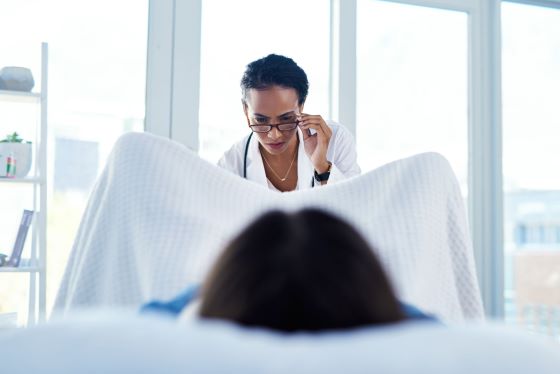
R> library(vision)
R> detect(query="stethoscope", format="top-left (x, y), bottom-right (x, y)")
top-left (243, 132), bottom-right (315, 187)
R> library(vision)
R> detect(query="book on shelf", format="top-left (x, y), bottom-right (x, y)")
top-left (0, 210), bottom-right (34, 267)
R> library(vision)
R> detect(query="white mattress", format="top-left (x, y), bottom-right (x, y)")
top-left (1, 311), bottom-right (559, 374)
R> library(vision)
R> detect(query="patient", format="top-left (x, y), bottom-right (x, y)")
top-left (143, 209), bottom-right (434, 331)
top-left (199, 209), bottom-right (405, 331)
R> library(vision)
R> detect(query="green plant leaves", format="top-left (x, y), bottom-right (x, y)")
top-left (0, 132), bottom-right (27, 143)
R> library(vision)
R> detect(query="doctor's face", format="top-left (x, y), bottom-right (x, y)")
top-left (244, 86), bottom-right (302, 156)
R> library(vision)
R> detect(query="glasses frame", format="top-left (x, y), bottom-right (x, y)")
top-left (249, 121), bottom-right (299, 133)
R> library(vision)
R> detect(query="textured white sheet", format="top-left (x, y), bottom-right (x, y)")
top-left (54, 132), bottom-right (482, 321)
top-left (2, 311), bottom-right (560, 374)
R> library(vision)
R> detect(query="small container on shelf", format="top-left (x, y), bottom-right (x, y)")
top-left (0, 133), bottom-right (32, 178)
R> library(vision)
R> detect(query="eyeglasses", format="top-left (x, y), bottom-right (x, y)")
top-left (249, 121), bottom-right (299, 133)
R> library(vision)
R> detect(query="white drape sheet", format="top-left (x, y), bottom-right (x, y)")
top-left (54, 132), bottom-right (483, 321)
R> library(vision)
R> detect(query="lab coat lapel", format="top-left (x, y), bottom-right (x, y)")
top-left (296, 128), bottom-right (314, 189)
top-left (245, 134), bottom-right (269, 187)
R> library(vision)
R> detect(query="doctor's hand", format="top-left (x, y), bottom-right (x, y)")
top-left (298, 113), bottom-right (332, 173)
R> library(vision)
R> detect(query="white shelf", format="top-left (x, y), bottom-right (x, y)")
top-left (0, 266), bottom-right (40, 273)
top-left (0, 90), bottom-right (41, 104)
top-left (0, 177), bottom-right (43, 184)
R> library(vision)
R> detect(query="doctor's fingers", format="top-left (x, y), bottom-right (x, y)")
top-left (299, 115), bottom-right (331, 135)
top-left (299, 120), bottom-right (332, 139)
top-left (298, 113), bottom-right (326, 125)
top-left (301, 127), bottom-right (312, 140)
top-left (299, 124), bottom-right (331, 147)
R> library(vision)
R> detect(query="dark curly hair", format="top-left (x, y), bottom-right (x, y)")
top-left (241, 54), bottom-right (309, 106)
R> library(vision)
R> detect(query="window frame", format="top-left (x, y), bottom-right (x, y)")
top-left (145, 0), bottom-right (560, 319)
top-left (332, 0), bottom-right (505, 319)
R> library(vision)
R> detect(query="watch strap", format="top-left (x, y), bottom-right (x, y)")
top-left (314, 162), bottom-right (332, 182)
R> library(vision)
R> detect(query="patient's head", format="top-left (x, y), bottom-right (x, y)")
top-left (199, 209), bottom-right (404, 332)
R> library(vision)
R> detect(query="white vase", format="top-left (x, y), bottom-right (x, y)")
top-left (0, 142), bottom-right (33, 178)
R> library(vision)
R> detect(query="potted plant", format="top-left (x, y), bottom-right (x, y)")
top-left (0, 132), bottom-right (33, 178)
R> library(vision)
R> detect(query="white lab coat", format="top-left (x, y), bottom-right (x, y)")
top-left (217, 121), bottom-right (361, 190)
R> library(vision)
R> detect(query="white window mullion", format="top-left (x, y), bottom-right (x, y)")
top-left (468, 0), bottom-right (504, 318)
top-left (330, 0), bottom-right (357, 136)
top-left (170, 0), bottom-right (201, 151)
top-left (145, 0), bottom-right (174, 139)
top-left (146, 0), bottom-right (201, 151)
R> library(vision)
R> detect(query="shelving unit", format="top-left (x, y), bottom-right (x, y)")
top-left (0, 43), bottom-right (48, 325)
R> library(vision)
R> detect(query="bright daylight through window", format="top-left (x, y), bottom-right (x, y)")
top-left (198, 0), bottom-right (330, 163)
top-left (502, 1), bottom-right (560, 338)
top-left (0, 0), bottom-right (147, 324)
top-left (356, 0), bottom-right (468, 196)
top-left (1, 0), bottom-right (559, 343)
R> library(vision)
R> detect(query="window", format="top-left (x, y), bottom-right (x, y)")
top-left (198, 0), bottom-right (330, 163)
top-left (356, 0), bottom-right (468, 195)
top-left (502, 1), bottom-right (560, 337)
top-left (0, 0), bottom-right (148, 321)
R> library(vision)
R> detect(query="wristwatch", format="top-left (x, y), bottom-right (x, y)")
top-left (314, 162), bottom-right (332, 182)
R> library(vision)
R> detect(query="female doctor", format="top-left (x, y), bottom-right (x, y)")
top-left (218, 54), bottom-right (361, 192)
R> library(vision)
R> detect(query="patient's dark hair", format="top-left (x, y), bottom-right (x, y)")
top-left (199, 209), bottom-right (404, 332)
top-left (241, 54), bottom-right (309, 106)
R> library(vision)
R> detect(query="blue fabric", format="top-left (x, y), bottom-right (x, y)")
top-left (140, 285), bottom-right (200, 317)
top-left (141, 284), bottom-right (438, 322)
top-left (400, 302), bottom-right (438, 321)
